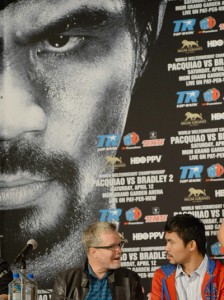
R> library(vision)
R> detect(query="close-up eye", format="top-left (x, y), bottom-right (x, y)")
top-left (48, 35), bottom-right (70, 48)
top-left (38, 34), bottom-right (85, 53)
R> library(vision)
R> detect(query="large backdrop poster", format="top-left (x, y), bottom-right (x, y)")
top-left (1, 0), bottom-right (224, 298)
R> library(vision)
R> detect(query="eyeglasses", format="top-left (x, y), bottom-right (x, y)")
top-left (92, 241), bottom-right (125, 251)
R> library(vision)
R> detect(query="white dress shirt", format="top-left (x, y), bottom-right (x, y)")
top-left (175, 255), bottom-right (208, 300)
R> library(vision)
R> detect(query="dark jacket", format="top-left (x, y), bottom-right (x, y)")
top-left (0, 257), bottom-right (13, 295)
top-left (51, 261), bottom-right (144, 300)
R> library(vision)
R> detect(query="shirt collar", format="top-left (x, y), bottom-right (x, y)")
top-left (175, 254), bottom-right (208, 278)
top-left (195, 254), bottom-right (208, 276)
top-left (88, 263), bottom-right (108, 279)
top-left (176, 264), bottom-right (184, 278)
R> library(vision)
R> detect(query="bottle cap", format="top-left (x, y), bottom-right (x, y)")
top-left (13, 273), bottom-right (20, 279)
top-left (27, 273), bottom-right (34, 279)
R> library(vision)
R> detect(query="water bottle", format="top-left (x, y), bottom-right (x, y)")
top-left (8, 273), bottom-right (21, 300)
top-left (26, 273), bottom-right (38, 300)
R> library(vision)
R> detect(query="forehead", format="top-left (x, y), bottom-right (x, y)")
top-left (100, 230), bottom-right (120, 242)
top-left (3, 0), bottom-right (126, 13)
top-left (2, 0), bottom-right (130, 39)
top-left (165, 231), bottom-right (183, 242)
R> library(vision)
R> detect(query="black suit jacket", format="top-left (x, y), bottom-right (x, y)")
top-left (0, 258), bottom-right (13, 295)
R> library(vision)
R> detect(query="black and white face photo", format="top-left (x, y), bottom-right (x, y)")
top-left (0, 0), bottom-right (165, 287)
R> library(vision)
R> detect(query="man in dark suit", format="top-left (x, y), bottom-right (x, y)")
top-left (0, 258), bottom-right (13, 300)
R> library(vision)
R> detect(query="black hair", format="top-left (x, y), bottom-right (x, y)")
top-left (165, 214), bottom-right (207, 256)
top-left (130, 0), bottom-right (164, 40)
top-left (1, 0), bottom-right (165, 64)
top-left (1, 0), bottom-right (16, 9)
top-left (125, 0), bottom-right (167, 87)
top-left (1, 0), bottom-right (166, 88)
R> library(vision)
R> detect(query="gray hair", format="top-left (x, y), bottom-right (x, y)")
top-left (82, 222), bottom-right (118, 254)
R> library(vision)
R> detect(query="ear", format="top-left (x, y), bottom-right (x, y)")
top-left (188, 240), bottom-right (197, 252)
top-left (88, 247), bottom-right (97, 257)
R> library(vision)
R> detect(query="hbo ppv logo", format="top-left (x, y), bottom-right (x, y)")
top-left (207, 39), bottom-right (224, 47)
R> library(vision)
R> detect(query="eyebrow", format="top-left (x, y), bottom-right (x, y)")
top-left (165, 238), bottom-right (173, 242)
top-left (15, 6), bottom-right (122, 44)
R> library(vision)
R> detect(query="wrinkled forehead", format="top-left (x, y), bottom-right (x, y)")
top-left (1, 0), bottom-right (127, 12)
top-left (1, 0), bottom-right (135, 40)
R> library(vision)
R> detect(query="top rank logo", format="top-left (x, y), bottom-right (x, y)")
top-left (177, 88), bottom-right (221, 108)
top-left (100, 208), bottom-right (122, 222)
top-left (173, 19), bottom-right (196, 34)
top-left (180, 165), bottom-right (203, 183)
top-left (97, 134), bottom-right (120, 150)
top-left (173, 16), bottom-right (217, 36)
top-left (177, 90), bottom-right (199, 107)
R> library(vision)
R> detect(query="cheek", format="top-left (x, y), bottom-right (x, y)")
top-left (31, 33), bottom-right (136, 152)
top-left (43, 51), bottom-right (134, 111)
top-left (40, 65), bottom-right (134, 153)
top-left (33, 31), bottom-right (135, 116)
top-left (175, 246), bottom-right (185, 257)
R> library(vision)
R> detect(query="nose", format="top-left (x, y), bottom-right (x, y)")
top-left (0, 69), bottom-right (47, 141)
top-left (115, 248), bottom-right (122, 256)
top-left (165, 243), bottom-right (170, 252)
top-left (115, 245), bottom-right (123, 254)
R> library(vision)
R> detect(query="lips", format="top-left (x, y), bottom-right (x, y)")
top-left (166, 253), bottom-right (173, 259)
top-left (0, 171), bottom-right (52, 209)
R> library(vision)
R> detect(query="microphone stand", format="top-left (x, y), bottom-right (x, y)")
top-left (20, 255), bottom-right (27, 300)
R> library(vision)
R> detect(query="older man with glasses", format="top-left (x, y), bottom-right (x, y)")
top-left (51, 222), bottom-right (144, 300)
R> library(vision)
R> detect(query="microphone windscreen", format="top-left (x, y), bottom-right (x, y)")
top-left (27, 239), bottom-right (38, 250)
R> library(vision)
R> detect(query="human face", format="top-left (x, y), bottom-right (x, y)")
top-left (93, 231), bottom-right (123, 271)
top-left (0, 0), bottom-right (139, 286)
top-left (165, 231), bottom-right (192, 265)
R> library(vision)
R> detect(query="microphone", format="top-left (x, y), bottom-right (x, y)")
top-left (13, 239), bottom-right (38, 264)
